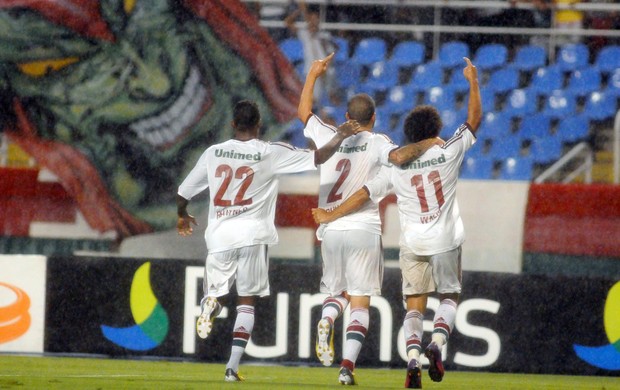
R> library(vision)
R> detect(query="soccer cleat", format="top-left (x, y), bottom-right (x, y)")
top-left (404, 359), bottom-right (422, 388)
top-left (424, 342), bottom-right (445, 382)
top-left (224, 368), bottom-right (244, 382)
top-left (196, 297), bottom-right (222, 339)
top-left (315, 318), bottom-right (335, 366)
top-left (338, 367), bottom-right (356, 385)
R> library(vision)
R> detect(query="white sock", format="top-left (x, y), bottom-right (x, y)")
top-left (342, 307), bottom-right (369, 369)
top-left (226, 305), bottom-right (255, 372)
top-left (432, 299), bottom-right (457, 347)
top-left (404, 310), bottom-right (424, 361)
top-left (321, 295), bottom-right (348, 325)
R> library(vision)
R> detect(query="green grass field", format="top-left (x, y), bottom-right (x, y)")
top-left (0, 355), bottom-right (618, 390)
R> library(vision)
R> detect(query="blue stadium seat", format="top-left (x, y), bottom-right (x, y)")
top-left (351, 37), bottom-right (387, 65)
top-left (446, 68), bottom-right (470, 93)
top-left (409, 62), bottom-right (444, 91)
top-left (424, 86), bottom-right (457, 110)
top-left (460, 156), bottom-right (495, 179)
top-left (556, 43), bottom-right (590, 72)
top-left (488, 135), bottom-right (523, 160)
top-left (486, 67), bottom-right (520, 94)
top-left (440, 107), bottom-right (467, 136)
top-left (605, 68), bottom-right (620, 97)
top-left (541, 89), bottom-right (577, 119)
top-left (529, 66), bottom-right (564, 96)
top-left (389, 40), bottom-right (425, 69)
top-left (519, 113), bottom-right (552, 141)
top-left (279, 38), bottom-right (304, 63)
top-left (335, 62), bottom-right (361, 88)
top-left (382, 85), bottom-right (417, 116)
top-left (594, 45), bottom-right (620, 75)
top-left (481, 90), bottom-right (497, 112)
top-left (530, 136), bottom-right (563, 164)
top-left (511, 45), bottom-right (547, 72)
top-left (503, 88), bottom-right (538, 118)
top-left (332, 37), bottom-right (350, 63)
top-left (364, 61), bottom-right (399, 91)
top-left (498, 157), bottom-right (535, 180)
top-left (557, 114), bottom-right (590, 143)
top-left (583, 91), bottom-right (618, 121)
top-left (566, 67), bottom-right (602, 97)
top-left (477, 111), bottom-right (513, 140)
top-left (283, 120), bottom-right (307, 148)
top-left (437, 41), bottom-right (470, 69)
top-left (474, 43), bottom-right (508, 72)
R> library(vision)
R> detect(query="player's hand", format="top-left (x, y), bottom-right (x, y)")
top-left (463, 57), bottom-right (478, 84)
top-left (312, 208), bottom-right (332, 224)
top-left (337, 120), bottom-right (361, 138)
top-left (177, 214), bottom-right (197, 236)
top-left (309, 52), bottom-right (334, 78)
top-left (433, 137), bottom-right (445, 147)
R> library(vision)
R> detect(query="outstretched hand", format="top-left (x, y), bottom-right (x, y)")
top-left (309, 52), bottom-right (335, 78)
top-left (337, 120), bottom-right (361, 138)
top-left (463, 57), bottom-right (478, 83)
top-left (177, 214), bottom-right (197, 236)
top-left (312, 208), bottom-right (332, 224)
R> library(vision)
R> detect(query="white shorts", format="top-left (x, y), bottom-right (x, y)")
top-left (319, 229), bottom-right (383, 296)
top-left (204, 245), bottom-right (270, 298)
top-left (399, 246), bottom-right (462, 295)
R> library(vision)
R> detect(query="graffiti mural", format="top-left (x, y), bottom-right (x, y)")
top-left (0, 0), bottom-right (301, 238)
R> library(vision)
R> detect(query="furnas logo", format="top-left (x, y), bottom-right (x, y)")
top-left (573, 281), bottom-right (620, 370)
top-left (0, 282), bottom-right (31, 343)
top-left (100, 262), bottom-right (169, 351)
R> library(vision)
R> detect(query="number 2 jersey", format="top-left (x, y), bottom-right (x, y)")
top-left (177, 139), bottom-right (317, 253)
top-left (304, 114), bottom-right (397, 239)
top-left (365, 124), bottom-right (476, 255)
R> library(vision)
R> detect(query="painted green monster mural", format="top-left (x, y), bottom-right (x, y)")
top-left (0, 0), bottom-right (301, 238)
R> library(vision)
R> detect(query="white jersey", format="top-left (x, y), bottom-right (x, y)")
top-left (178, 138), bottom-right (316, 253)
top-left (366, 124), bottom-right (476, 255)
top-left (304, 114), bottom-right (397, 237)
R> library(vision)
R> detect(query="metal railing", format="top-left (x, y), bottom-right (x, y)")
top-left (534, 142), bottom-right (594, 184)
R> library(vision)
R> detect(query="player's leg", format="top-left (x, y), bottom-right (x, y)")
top-left (425, 246), bottom-right (463, 382)
top-left (400, 247), bottom-right (434, 388)
top-left (224, 245), bottom-right (270, 381)
top-left (316, 231), bottom-right (349, 366)
top-left (197, 251), bottom-right (236, 339)
top-left (339, 230), bottom-right (383, 385)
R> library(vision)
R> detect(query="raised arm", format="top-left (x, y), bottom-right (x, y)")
top-left (312, 187), bottom-right (370, 224)
top-left (298, 52), bottom-right (334, 124)
top-left (463, 57), bottom-right (482, 132)
top-left (388, 137), bottom-right (445, 166)
top-left (314, 120), bottom-right (360, 165)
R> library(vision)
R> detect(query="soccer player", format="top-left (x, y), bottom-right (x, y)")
top-left (298, 53), bottom-right (442, 385)
top-left (312, 58), bottom-right (481, 389)
top-left (176, 100), bottom-right (359, 382)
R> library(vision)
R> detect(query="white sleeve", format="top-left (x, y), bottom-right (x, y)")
top-left (373, 133), bottom-right (399, 167)
top-left (303, 114), bottom-right (338, 148)
top-left (365, 165), bottom-right (393, 203)
top-left (269, 142), bottom-right (317, 175)
top-left (178, 150), bottom-right (210, 200)
top-left (442, 123), bottom-right (476, 157)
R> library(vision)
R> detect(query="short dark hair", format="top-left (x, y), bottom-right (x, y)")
top-left (403, 105), bottom-right (442, 143)
top-left (347, 94), bottom-right (375, 126)
top-left (233, 100), bottom-right (260, 131)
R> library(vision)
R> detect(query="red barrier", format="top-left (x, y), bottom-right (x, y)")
top-left (524, 183), bottom-right (620, 257)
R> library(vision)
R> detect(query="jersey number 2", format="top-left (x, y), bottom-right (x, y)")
top-left (411, 170), bottom-right (445, 212)
top-left (327, 159), bottom-right (351, 203)
top-left (213, 164), bottom-right (254, 206)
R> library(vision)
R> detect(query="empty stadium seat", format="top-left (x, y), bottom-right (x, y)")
top-left (566, 67), bottom-right (602, 97)
top-left (519, 113), bottom-right (552, 141)
top-left (606, 68), bottom-right (620, 97)
top-left (474, 43), bottom-right (508, 72)
top-left (489, 136), bottom-right (523, 160)
top-left (541, 89), bottom-right (577, 119)
top-left (351, 37), bottom-right (387, 65)
top-left (382, 85), bottom-right (417, 116)
top-left (530, 136), bottom-right (563, 164)
top-left (460, 156), bottom-right (495, 179)
top-left (594, 45), bottom-right (620, 74)
top-left (556, 43), bottom-right (590, 72)
top-left (332, 37), bottom-right (350, 63)
top-left (557, 114), bottom-right (590, 143)
top-left (440, 107), bottom-right (467, 136)
top-left (279, 38), bottom-right (304, 63)
top-left (529, 66), bottom-right (564, 95)
top-left (437, 41), bottom-right (470, 69)
top-left (446, 69), bottom-right (470, 93)
top-left (503, 88), bottom-right (538, 118)
top-left (424, 86), bottom-right (457, 110)
top-left (583, 91), bottom-right (617, 121)
top-left (335, 62), bottom-right (361, 88)
top-left (363, 61), bottom-right (399, 91)
top-left (409, 62), bottom-right (444, 91)
top-left (498, 157), bottom-right (535, 180)
top-left (511, 45), bottom-right (547, 72)
top-left (486, 67), bottom-right (520, 94)
top-left (389, 40), bottom-right (425, 68)
top-left (478, 111), bottom-right (513, 140)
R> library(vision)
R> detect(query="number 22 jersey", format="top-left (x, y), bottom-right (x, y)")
top-left (177, 139), bottom-right (316, 253)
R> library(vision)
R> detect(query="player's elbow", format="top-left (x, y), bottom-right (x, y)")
top-left (388, 150), bottom-right (406, 166)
